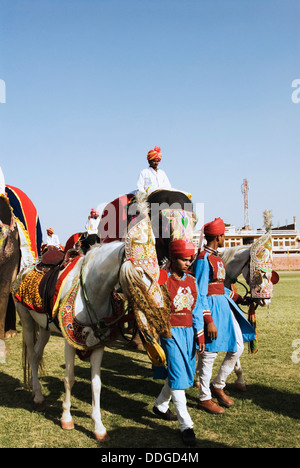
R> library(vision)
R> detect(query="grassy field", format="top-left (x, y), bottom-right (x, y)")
top-left (0, 271), bottom-right (299, 448)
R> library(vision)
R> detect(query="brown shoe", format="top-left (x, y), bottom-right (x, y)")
top-left (197, 399), bottom-right (225, 414)
top-left (210, 385), bottom-right (234, 408)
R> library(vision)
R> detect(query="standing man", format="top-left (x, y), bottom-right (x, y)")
top-left (194, 218), bottom-right (255, 414)
top-left (153, 239), bottom-right (205, 447)
top-left (0, 167), bottom-right (5, 195)
top-left (137, 146), bottom-right (172, 194)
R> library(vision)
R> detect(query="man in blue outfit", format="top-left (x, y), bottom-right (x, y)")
top-left (194, 218), bottom-right (256, 414)
top-left (153, 239), bottom-right (205, 446)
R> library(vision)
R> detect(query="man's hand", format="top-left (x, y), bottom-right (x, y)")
top-left (207, 322), bottom-right (218, 340)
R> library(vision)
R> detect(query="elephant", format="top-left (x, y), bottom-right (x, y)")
top-left (0, 196), bottom-right (20, 360)
top-left (0, 186), bottom-right (42, 361)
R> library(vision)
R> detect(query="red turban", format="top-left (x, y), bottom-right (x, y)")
top-left (203, 218), bottom-right (225, 237)
top-left (169, 239), bottom-right (195, 258)
top-left (90, 208), bottom-right (99, 217)
top-left (147, 146), bottom-right (162, 161)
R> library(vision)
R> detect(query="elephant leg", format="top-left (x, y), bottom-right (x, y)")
top-left (5, 294), bottom-right (17, 338)
top-left (0, 280), bottom-right (12, 362)
top-left (0, 281), bottom-right (11, 341)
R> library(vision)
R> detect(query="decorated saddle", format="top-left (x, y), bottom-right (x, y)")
top-left (14, 255), bottom-right (82, 317)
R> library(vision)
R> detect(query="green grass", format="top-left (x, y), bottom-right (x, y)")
top-left (0, 271), bottom-right (300, 448)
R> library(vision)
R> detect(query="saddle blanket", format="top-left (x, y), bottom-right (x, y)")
top-left (58, 284), bottom-right (134, 352)
top-left (14, 255), bottom-right (82, 315)
top-left (15, 269), bottom-right (44, 313)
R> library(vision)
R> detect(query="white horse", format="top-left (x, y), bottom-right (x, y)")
top-left (15, 227), bottom-right (165, 441)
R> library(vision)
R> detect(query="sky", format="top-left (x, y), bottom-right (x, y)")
top-left (0, 0), bottom-right (299, 245)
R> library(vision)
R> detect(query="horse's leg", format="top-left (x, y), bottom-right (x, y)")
top-left (234, 358), bottom-right (247, 392)
top-left (193, 354), bottom-right (201, 388)
top-left (61, 341), bottom-right (76, 430)
top-left (90, 347), bottom-right (109, 441)
top-left (17, 305), bottom-right (50, 410)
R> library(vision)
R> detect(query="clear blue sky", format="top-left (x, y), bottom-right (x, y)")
top-left (1, 0), bottom-right (299, 244)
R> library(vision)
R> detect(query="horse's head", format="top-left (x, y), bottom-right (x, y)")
top-left (221, 233), bottom-right (278, 307)
top-left (119, 213), bottom-right (171, 340)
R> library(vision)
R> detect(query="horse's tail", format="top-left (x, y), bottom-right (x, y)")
top-left (119, 259), bottom-right (172, 339)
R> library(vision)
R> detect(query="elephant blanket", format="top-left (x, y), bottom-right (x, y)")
top-left (6, 185), bottom-right (43, 268)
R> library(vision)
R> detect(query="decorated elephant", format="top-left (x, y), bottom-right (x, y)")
top-left (0, 185), bottom-right (42, 361)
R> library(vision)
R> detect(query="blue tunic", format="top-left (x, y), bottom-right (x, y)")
top-left (154, 273), bottom-right (204, 389)
top-left (194, 251), bottom-right (256, 353)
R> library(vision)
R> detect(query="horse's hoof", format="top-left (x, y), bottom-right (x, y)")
top-left (5, 330), bottom-right (18, 339)
top-left (34, 401), bottom-right (46, 412)
top-left (61, 419), bottom-right (75, 431)
top-left (94, 431), bottom-right (110, 442)
top-left (235, 382), bottom-right (247, 392)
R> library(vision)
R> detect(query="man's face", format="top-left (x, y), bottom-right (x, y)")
top-left (149, 158), bottom-right (160, 170)
top-left (172, 256), bottom-right (193, 275)
top-left (218, 234), bottom-right (225, 248)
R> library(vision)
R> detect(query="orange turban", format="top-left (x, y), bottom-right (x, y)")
top-left (147, 146), bottom-right (162, 161)
top-left (203, 218), bottom-right (225, 237)
top-left (169, 239), bottom-right (195, 259)
top-left (47, 228), bottom-right (54, 235)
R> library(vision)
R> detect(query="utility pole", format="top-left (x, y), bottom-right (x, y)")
top-left (241, 178), bottom-right (250, 230)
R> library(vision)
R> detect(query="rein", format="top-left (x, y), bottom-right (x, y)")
top-left (226, 256), bottom-right (259, 310)
top-left (79, 248), bottom-right (133, 343)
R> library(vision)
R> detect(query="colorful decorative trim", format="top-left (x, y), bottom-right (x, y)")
top-left (6, 185), bottom-right (43, 260)
top-left (14, 269), bottom-right (44, 313)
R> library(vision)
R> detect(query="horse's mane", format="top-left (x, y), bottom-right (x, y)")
top-left (220, 245), bottom-right (251, 287)
top-left (220, 245), bottom-right (250, 266)
top-left (134, 191), bottom-right (149, 217)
